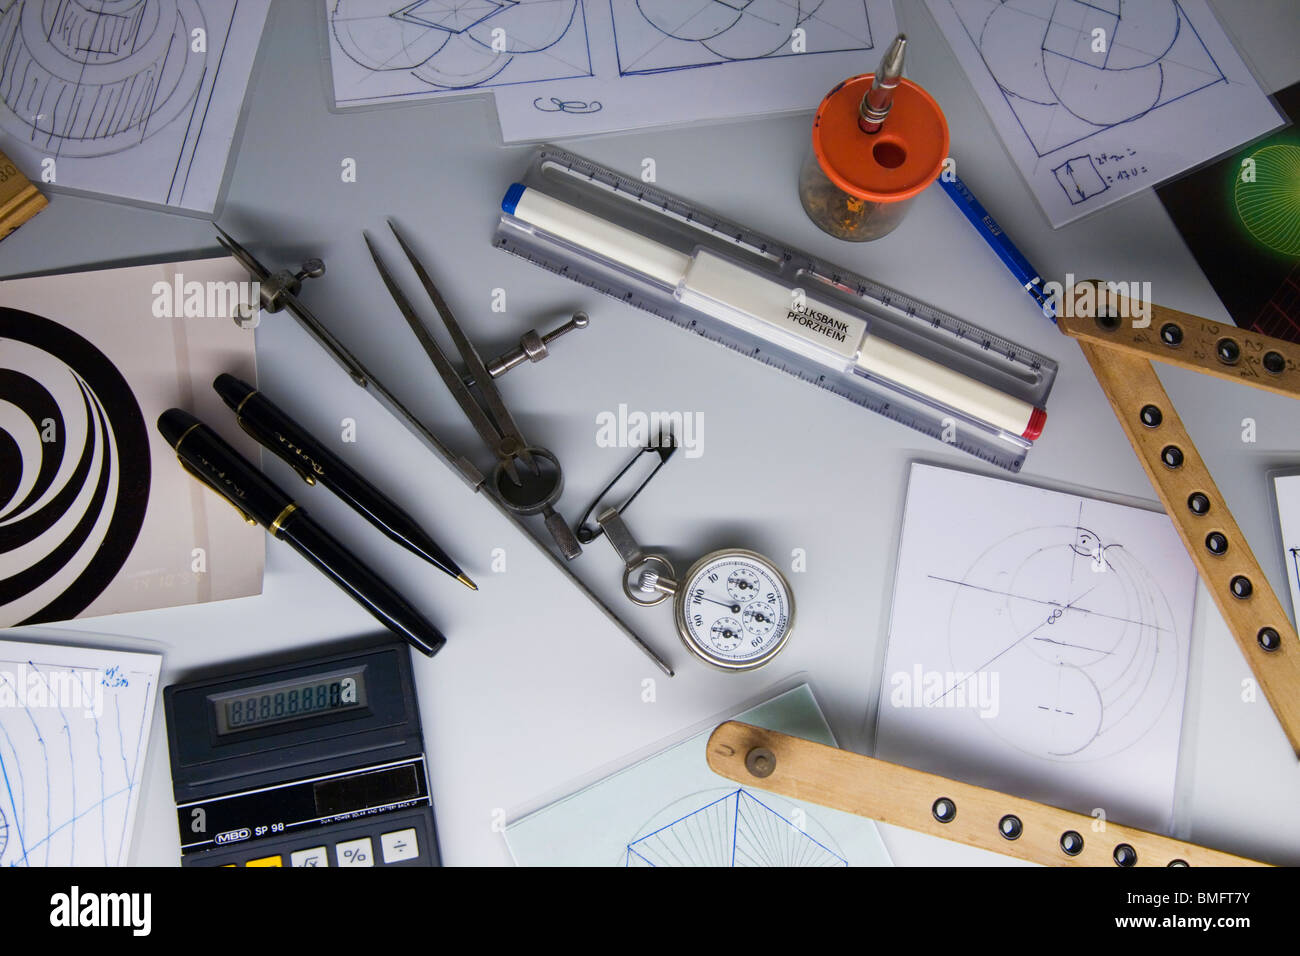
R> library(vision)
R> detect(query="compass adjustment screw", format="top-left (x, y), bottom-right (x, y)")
top-left (486, 312), bottom-right (589, 379)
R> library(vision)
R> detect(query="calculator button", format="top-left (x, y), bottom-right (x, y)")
top-left (246, 855), bottom-right (282, 867)
top-left (335, 837), bottom-right (374, 867)
top-left (381, 828), bottom-right (419, 863)
top-left (290, 847), bottom-right (329, 868)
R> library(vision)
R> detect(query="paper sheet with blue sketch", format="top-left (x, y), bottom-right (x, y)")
top-left (0, 639), bottom-right (161, 867)
top-left (505, 684), bottom-right (894, 867)
top-left (926, 0), bottom-right (1284, 227)
top-left (325, 0), bottom-right (899, 141)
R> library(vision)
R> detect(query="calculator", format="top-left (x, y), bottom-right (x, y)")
top-left (164, 641), bottom-right (440, 867)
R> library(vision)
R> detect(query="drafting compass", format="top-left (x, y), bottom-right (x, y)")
top-left (597, 510), bottom-right (795, 670)
top-left (213, 225), bottom-right (674, 675)
top-left (365, 221), bottom-right (586, 559)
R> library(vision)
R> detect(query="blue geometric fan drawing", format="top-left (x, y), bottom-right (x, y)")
top-left (624, 789), bottom-right (848, 866)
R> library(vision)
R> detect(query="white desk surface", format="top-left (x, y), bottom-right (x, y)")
top-left (2, 0), bottom-right (1298, 867)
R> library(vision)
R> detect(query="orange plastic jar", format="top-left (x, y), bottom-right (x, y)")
top-left (799, 74), bottom-right (949, 241)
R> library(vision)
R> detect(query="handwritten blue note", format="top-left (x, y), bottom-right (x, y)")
top-left (0, 639), bottom-right (161, 867)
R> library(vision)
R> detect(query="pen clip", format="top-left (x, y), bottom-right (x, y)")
top-left (178, 458), bottom-right (258, 526)
top-left (234, 414), bottom-right (318, 486)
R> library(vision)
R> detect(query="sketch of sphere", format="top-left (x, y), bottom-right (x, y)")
top-left (945, 525), bottom-right (1181, 761)
top-left (0, 0), bottom-right (207, 157)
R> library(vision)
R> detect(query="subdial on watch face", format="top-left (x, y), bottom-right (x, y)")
top-left (726, 568), bottom-right (760, 603)
top-left (709, 617), bottom-right (744, 651)
top-left (742, 601), bottom-right (776, 638)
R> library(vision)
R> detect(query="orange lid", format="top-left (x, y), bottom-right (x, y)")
top-left (812, 75), bottom-right (949, 202)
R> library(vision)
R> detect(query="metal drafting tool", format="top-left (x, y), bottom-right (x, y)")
top-left (364, 221), bottom-right (582, 559)
top-left (1061, 280), bottom-right (1300, 755)
top-left (707, 722), bottom-right (1265, 867)
top-left (494, 145), bottom-right (1058, 473)
top-left (597, 510), bottom-right (794, 672)
top-left (213, 226), bottom-right (674, 676)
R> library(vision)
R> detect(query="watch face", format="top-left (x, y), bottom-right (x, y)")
top-left (675, 550), bottom-right (794, 670)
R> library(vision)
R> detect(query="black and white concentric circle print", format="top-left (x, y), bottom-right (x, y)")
top-left (0, 308), bottom-right (150, 626)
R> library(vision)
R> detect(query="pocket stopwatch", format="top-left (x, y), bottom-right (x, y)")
top-left (597, 511), bottom-right (795, 671)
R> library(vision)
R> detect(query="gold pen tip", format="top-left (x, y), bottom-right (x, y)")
top-left (457, 573), bottom-right (478, 591)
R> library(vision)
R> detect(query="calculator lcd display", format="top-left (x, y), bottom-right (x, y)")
top-left (209, 667), bottom-right (367, 735)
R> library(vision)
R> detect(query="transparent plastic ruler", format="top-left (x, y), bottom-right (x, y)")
top-left (494, 145), bottom-right (1058, 473)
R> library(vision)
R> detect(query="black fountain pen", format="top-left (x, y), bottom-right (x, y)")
top-left (213, 373), bottom-right (476, 590)
top-left (157, 408), bottom-right (447, 657)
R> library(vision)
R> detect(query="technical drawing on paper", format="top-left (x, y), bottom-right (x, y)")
top-left (609, 0), bottom-right (875, 76)
top-left (931, 518), bottom-right (1182, 762)
top-left (328, 0), bottom-right (594, 102)
top-left (0, 641), bottom-right (161, 867)
top-left (623, 787), bottom-right (848, 867)
top-left (944, 0), bottom-right (1225, 158)
top-left (0, 0), bottom-right (269, 210)
top-left (876, 464), bottom-right (1195, 832)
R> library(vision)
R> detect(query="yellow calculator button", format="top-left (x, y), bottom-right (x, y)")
top-left (246, 855), bottom-right (283, 867)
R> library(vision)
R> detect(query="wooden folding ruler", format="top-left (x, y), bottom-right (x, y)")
top-left (1059, 280), bottom-right (1300, 755)
top-left (0, 148), bottom-right (45, 242)
top-left (708, 722), bottom-right (1265, 866)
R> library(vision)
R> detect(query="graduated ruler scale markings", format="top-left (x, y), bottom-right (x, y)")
top-left (495, 146), bottom-right (1058, 474)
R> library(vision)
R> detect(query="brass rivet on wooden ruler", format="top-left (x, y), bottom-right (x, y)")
top-left (1168, 859), bottom-right (1189, 867)
top-left (1160, 323), bottom-right (1184, 347)
top-left (1113, 843), bottom-right (1138, 867)
top-left (1230, 576), bottom-right (1253, 599)
top-left (998, 814), bottom-right (1023, 840)
top-left (1187, 492), bottom-right (1211, 515)
top-left (1139, 404), bottom-right (1163, 427)
top-left (1160, 445), bottom-right (1184, 468)
top-left (1264, 351), bottom-right (1286, 375)
top-left (1205, 531), bottom-right (1229, 555)
top-left (1216, 338), bottom-right (1242, 365)
top-left (1258, 627), bottom-right (1281, 651)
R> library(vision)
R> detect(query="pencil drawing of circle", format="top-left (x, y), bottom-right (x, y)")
top-left (943, 525), bottom-right (1181, 761)
top-left (620, 787), bottom-right (847, 866)
top-left (967, 0), bottom-right (1220, 154)
top-left (0, 0), bottom-right (208, 157)
top-left (635, 0), bottom-right (815, 60)
top-left (0, 308), bottom-right (150, 626)
top-left (332, 0), bottom-right (453, 70)
top-left (331, 0), bottom-right (580, 90)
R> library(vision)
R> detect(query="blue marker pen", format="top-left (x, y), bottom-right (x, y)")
top-left (938, 172), bottom-right (1056, 320)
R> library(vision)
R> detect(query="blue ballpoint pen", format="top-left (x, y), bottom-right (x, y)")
top-left (938, 172), bottom-right (1057, 320)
